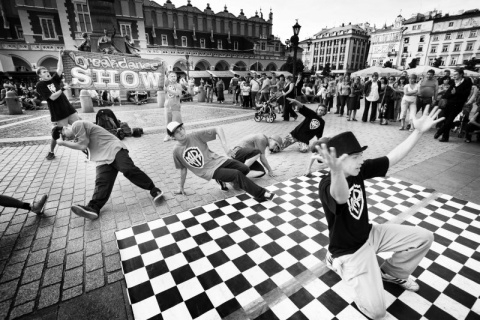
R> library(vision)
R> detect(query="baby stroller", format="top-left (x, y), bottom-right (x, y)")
top-left (254, 93), bottom-right (282, 123)
top-left (180, 83), bottom-right (194, 102)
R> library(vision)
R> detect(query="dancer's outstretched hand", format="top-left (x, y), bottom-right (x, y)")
top-left (319, 144), bottom-right (347, 173)
top-left (286, 98), bottom-right (302, 108)
top-left (412, 104), bottom-right (445, 133)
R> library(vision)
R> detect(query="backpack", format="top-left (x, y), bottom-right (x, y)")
top-left (120, 122), bottom-right (132, 137)
top-left (95, 109), bottom-right (123, 138)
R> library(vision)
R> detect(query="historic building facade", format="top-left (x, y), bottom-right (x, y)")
top-left (366, 16), bottom-right (405, 68)
top-left (0, 0), bottom-right (287, 78)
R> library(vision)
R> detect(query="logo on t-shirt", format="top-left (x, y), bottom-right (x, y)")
top-left (167, 85), bottom-right (177, 98)
top-left (347, 184), bottom-right (364, 220)
top-left (183, 147), bottom-right (204, 168)
top-left (310, 119), bottom-right (320, 130)
top-left (47, 83), bottom-right (56, 93)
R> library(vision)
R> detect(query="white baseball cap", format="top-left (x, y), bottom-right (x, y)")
top-left (167, 121), bottom-right (184, 136)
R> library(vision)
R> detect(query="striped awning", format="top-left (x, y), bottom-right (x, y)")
top-left (207, 70), bottom-right (235, 77)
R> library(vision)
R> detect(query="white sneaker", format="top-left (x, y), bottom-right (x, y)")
top-left (381, 269), bottom-right (419, 292)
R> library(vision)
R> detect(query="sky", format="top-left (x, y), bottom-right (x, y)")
top-left (155, 0), bottom-right (479, 42)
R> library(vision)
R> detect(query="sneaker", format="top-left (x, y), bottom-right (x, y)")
top-left (254, 192), bottom-right (275, 202)
top-left (46, 152), bottom-right (55, 160)
top-left (31, 195), bottom-right (48, 215)
top-left (215, 179), bottom-right (229, 191)
top-left (151, 188), bottom-right (163, 201)
top-left (381, 269), bottom-right (419, 292)
top-left (71, 205), bottom-right (99, 220)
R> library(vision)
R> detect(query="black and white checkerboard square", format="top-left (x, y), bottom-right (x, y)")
top-left (115, 171), bottom-right (480, 320)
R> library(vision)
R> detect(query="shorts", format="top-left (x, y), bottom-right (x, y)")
top-left (52, 112), bottom-right (81, 127)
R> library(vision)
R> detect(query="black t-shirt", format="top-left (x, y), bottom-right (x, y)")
top-left (290, 106), bottom-right (325, 144)
top-left (319, 156), bottom-right (389, 258)
top-left (36, 73), bottom-right (76, 122)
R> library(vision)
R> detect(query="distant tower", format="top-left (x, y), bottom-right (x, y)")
top-left (269, 8), bottom-right (273, 21)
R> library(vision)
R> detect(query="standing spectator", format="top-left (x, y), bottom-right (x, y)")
top-left (295, 73), bottom-right (304, 99)
top-left (434, 69), bottom-right (472, 142)
top-left (399, 74), bottom-right (419, 131)
top-left (281, 76), bottom-right (298, 121)
top-left (75, 32), bottom-right (91, 52)
top-left (338, 77), bottom-right (351, 117)
top-left (462, 78), bottom-right (479, 125)
top-left (216, 78), bottom-right (225, 103)
top-left (378, 76), bottom-right (396, 125)
top-left (250, 75), bottom-right (261, 105)
top-left (324, 78), bottom-right (336, 113)
top-left (417, 69), bottom-right (438, 114)
top-left (276, 75), bottom-right (285, 113)
top-left (110, 89), bottom-right (121, 106)
top-left (270, 74), bottom-right (278, 98)
top-left (334, 75), bottom-right (344, 114)
top-left (362, 72), bottom-right (381, 123)
top-left (348, 76), bottom-right (363, 121)
top-left (229, 74), bottom-right (240, 105)
top-left (303, 83), bottom-right (315, 103)
top-left (393, 76), bottom-right (407, 121)
top-left (36, 50), bottom-right (80, 160)
top-left (438, 69), bottom-right (454, 86)
top-left (187, 77), bottom-right (195, 96)
top-left (241, 81), bottom-right (251, 109)
top-left (259, 73), bottom-right (271, 103)
top-left (163, 71), bottom-right (183, 142)
top-left (205, 75), bottom-right (214, 103)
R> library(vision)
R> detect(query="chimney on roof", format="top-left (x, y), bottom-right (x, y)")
top-left (349, 22), bottom-right (351, 25)
top-left (341, 23), bottom-right (344, 27)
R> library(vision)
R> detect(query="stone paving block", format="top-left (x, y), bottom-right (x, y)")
top-left (0, 245), bottom-right (13, 260)
top-left (54, 216), bottom-right (69, 228)
top-left (69, 217), bottom-right (85, 228)
top-left (7, 248), bottom-right (30, 265)
top-left (21, 263), bottom-right (44, 284)
top-left (42, 265), bottom-right (63, 287)
top-left (15, 280), bottom-right (39, 306)
top-left (49, 236), bottom-right (67, 252)
top-left (47, 250), bottom-right (65, 268)
top-left (10, 213), bottom-right (27, 226)
top-left (66, 251), bottom-right (84, 270)
top-left (86, 269), bottom-right (105, 292)
top-left (85, 229), bottom-right (101, 243)
top-left (35, 225), bottom-right (53, 240)
top-left (68, 226), bottom-right (84, 241)
top-left (0, 262), bottom-right (24, 283)
top-left (63, 266), bottom-right (83, 290)
top-left (86, 253), bottom-right (103, 272)
top-left (4, 223), bottom-right (23, 236)
top-left (0, 279), bottom-right (18, 302)
top-left (105, 253), bottom-right (121, 273)
top-left (85, 239), bottom-right (102, 257)
top-left (102, 241), bottom-right (118, 257)
top-left (0, 300), bottom-right (11, 320)
top-left (100, 219), bottom-right (116, 232)
top-left (107, 270), bottom-right (124, 284)
top-left (9, 301), bottom-right (34, 319)
top-left (115, 220), bottom-right (132, 232)
top-left (38, 283), bottom-right (61, 309)
top-left (32, 237), bottom-right (50, 252)
top-left (61, 284), bottom-right (83, 301)
top-left (66, 237), bottom-right (83, 254)
top-left (26, 248), bottom-right (47, 266)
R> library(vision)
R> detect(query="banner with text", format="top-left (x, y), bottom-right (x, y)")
top-left (62, 50), bottom-right (165, 91)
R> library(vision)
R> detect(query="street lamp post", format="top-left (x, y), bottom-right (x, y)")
top-left (185, 54), bottom-right (190, 80)
top-left (290, 20), bottom-right (301, 80)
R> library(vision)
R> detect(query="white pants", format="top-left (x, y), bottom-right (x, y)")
top-left (400, 99), bottom-right (416, 121)
top-left (328, 224), bottom-right (433, 319)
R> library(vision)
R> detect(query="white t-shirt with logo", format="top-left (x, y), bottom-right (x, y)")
top-left (173, 129), bottom-right (228, 180)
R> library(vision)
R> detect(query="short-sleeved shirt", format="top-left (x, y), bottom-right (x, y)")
top-left (72, 120), bottom-right (126, 166)
top-left (319, 157), bottom-right (389, 258)
top-left (290, 107), bottom-right (325, 144)
top-left (260, 78), bottom-right (271, 93)
top-left (366, 82), bottom-right (380, 102)
top-left (36, 73), bottom-right (76, 122)
top-left (236, 134), bottom-right (268, 154)
top-left (165, 83), bottom-right (183, 111)
top-left (173, 129), bottom-right (228, 180)
top-left (418, 79), bottom-right (438, 98)
top-left (250, 79), bottom-right (260, 92)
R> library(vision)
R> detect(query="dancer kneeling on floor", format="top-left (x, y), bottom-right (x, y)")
top-left (227, 134), bottom-right (283, 178)
top-left (281, 99), bottom-right (326, 153)
top-left (52, 121), bottom-right (164, 220)
top-left (168, 122), bottom-right (275, 201)
top-left (318, 105), bottom-right (443, 320)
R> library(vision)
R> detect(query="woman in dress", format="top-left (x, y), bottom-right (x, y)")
top-left (347, 77), bottom-right (363, 121)
top-left (216, 78), bottom-right (225, 103)
top-left (378, 76), bottom-right (396, 125)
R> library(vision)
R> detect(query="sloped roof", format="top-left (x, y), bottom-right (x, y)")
top-left (314, 24), bottom-right (366, 37)
top-left (176, 5), bottom-right (203, 13)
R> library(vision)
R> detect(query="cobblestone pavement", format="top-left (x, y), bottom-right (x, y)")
top-left (0, 102), bottom-right (478, 319)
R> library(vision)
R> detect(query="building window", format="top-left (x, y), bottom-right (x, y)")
top-left (181, 36), bottom-right (187, 47)
top-left (120, 23), bottom-right (132, 37)
top-left (15, 26), bottom-right (24, 39)
top-left (451, 56), bottom-right (457, 65)
top-left (442, 45), bottom-right (449, 52)
top-left (161, 34), bottom-right (168, 46)
top-left (431, 46), bottom-right (437, 53)
top-left (404, 37), bottom-right (409, 44)
top-left (456, 32), bottom-right (464, 39)
top-left (470, 30), bottom-right (477, 38)
top-left (217, 39), bottom-right (222, 49)
top-left (453, 44), bottom-right (460, 51)
top-left (39, 17), bottom-right (57, 40)
top-left (234, 41), bottom-right (239, 50)
top-left (74, 2), bottom-right (92, 33)
top-left (420, 36), bottom-right (425, 43)
top-left (433, 35), bottom-right (439, 41)
top-left (448, 22), bottom-right (454, 27)
top-left (445, 33), bottom-right (451, 40)
top-left (403, 46), bottom-right (408, 53)
top-left (200, 38), bottom-right (205, 48)
top-left (418, 45), bottom-right (423, 52)
top-left (466, 43), bottom-right (473, 51)
top-left (261, 42), bottom-right (266, 50)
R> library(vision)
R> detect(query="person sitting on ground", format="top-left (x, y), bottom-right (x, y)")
top-left (89, 89), bottom-right (103, 106)
top-left (227, 134), bottom-right (282, 178)
top-left (0, 194), bottom-right (48, 215)
top-left (464, 109), bottom-right (480, 143)
top-left (305, 137), bottom-right (329, 176)
top-left (110, 89), bottom-right (121, 106)
top-left (168, 122), bottom-right (275, 201)
top-left (319, 105), bottom-right (443, 319)
top-left (302, 83), bottom-right (315, 103)
top-left (52, 121), bottom-right (164, 220)
top-left (100, 90), bottom-right (111, 106)
top-left (281, 99), bottom-right (326, 153)
top-left (21, 86), bottom-right (42, 110)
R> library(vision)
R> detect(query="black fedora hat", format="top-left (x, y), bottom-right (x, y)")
top-left (327, 131), bottom-right (367, 157)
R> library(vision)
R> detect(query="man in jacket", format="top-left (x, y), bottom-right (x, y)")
top-left (362, 73), bottom-right (382, 122)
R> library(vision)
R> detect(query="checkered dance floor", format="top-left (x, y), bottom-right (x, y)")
top-left (115, 171), bottom-right (480, 320)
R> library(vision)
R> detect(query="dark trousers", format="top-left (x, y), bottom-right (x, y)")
top-left (212, 159), bottom-right (266, 198)
top-left (362, 99), bottom-right (378, 122)
top-left (436, 104), bottom-right (463, 141)
top-left (259, 92), bottom-right (270, 103)
top-left (417, 97), bottom-right (433, 114)
top-left (283, 99), bottom-right (298, 120)
top-left (242, 95), bottom-right (250, 108)
top-left (250, 91), bottom-right (258, 107)
top-left (89, 149), bottom-right (155, 212)
top-left (232, 147), bottom-right (266, 177)
top-left (325, 96), bottom-right (334, 111)
top-left (335, 93), bottom-right (341, 111)
top-left (465, 123), bottom-right (480, 140)
top-left (339, 95), bottom-right (349, 115)
top-left (0, 195), bottom-right (29, 210)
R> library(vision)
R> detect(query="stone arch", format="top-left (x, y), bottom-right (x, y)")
top-left (279, 63), bottom-right (288, 71)
top-left (11, 55), bottom-right (32, 72)
top-left (250, 62), bottom-right (263, 71)
top-left (37, 56), bottom-right (58, 71)
top-left (172, 59), bottom-right (187, 72)
top-left (194, 59), bottom-right (210, 70)
top-left (265, 62), bottom-right (278, 71)
top-left (232, 61), bottom-right (247, 71)
top-left (214, 60), bottom-right (230, 71)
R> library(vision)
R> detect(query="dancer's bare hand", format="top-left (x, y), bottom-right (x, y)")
top-left (319, 144), bottom-right (347, 173)
top-left (286, 98), bottom-right (302, 108)
top-left (412, 104), bottom-right (445, 133)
